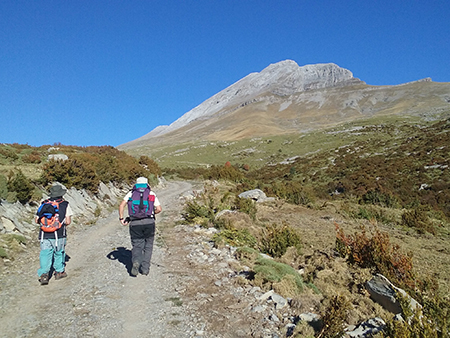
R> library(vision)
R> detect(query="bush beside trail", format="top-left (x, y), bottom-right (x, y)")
top-left (0, 144), bottom-right (160, 204)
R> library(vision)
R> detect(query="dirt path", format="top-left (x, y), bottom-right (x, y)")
top-left (0, 181), bottom-right (198, 338)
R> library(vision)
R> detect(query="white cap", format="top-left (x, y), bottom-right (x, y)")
top-left (136, 177), bottom-right (148, 184)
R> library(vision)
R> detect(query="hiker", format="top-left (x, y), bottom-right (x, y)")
top-left (35, 184), bottom-right (73, 285)
top-left (118, 177), bottom-right (162, 276)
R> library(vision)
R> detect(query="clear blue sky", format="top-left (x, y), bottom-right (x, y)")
top-left (1, 1), bottom-right (449, 147)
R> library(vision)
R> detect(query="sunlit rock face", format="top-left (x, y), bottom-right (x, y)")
top-left (150, 61), bottom-right (362, 137)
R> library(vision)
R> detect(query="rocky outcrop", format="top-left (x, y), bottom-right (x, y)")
top-left (0, 182), bottom-right (128, 236)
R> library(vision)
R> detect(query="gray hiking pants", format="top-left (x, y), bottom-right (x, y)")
top-left (129, 218), bottom-right (156, 274)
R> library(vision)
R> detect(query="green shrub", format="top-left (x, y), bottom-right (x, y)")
top-left (355, 206), bottom-right (393, 224)
top-left (361, 189), bottom-right (399, 208)
top-left (6, 191), bottom-right (17, 203)
top-left (401, 208), bottom-right (436, 235)
top-left (260, 222), bottom-right (302, 258)
top-left (420, 293), bottom-right (450, 337)
top-left (317, 295), bottom-right (351, 338)
top-left (206, 164), bottom-right (244, 182)
top-left (212, 228), bottom-right (257, 248)
top-left (147, 174), bottom-right (159, 187)
top-left (0, 247), bottom-right (8, 258)
top-left (171, 163), bottom-right (245, 182)
top-left (94, 206), bottom-right (101, 218)
top-left (232, 196), bottom-right (257, 220)
top-left (0, 234), bottom-right (27, 258)
top-left (7, 169), bottom-right (34, 204)
top-left (253, 257), bottom-right (305, 293)
top-left (182, 199), bottom-right (215, 225)
top-left (0, 174), bottom-right (7, 200)
top-left (40, 157), bottom-right (99, 192)
top-left (139, 156), bottom-right (161, 176)
top-left (4, 234), bottom-right (27, 245)
top-left (382, 290), bottom-right (443, 338)
top-left (0, 146), bottom-right (19, 161)
top-left (235, 246), bottom-right (260, 262)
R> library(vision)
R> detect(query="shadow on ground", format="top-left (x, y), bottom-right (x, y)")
top-left (106, 247), bottom-right (133, 275)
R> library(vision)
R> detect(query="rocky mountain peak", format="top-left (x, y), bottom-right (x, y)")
top-left (144, 60), bottom-right (362, 138)
top-left (254, 60), bottom-right (359, 95)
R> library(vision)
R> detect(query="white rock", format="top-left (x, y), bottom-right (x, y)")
top-left (48, 153), bottom-right (68, 161)
top-left (271, 293), bottom-right (288, 309)
top-left (1, 217), bottom-right (15, 232)
top-left (258, 290), bottom-right (274, 301)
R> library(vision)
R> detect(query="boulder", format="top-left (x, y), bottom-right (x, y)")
top-left (366, 274), bottom-right (421, 315)
top-left (238, 189), bottom-right (267, 201)
top-left (48, 153), bottom-right (68, 161)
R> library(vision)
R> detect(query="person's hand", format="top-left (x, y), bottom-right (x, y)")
top-left (120, 218), bottom-right (129, 226)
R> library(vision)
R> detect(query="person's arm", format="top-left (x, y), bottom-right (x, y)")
top-left (153, 195), bottom-right (162, 215)
top-left (65, 215), bottom-right (71, 225)
top-left (64, 203), bottom-right (73, 225)
top-left (119, 200), bottom-right (129, 225)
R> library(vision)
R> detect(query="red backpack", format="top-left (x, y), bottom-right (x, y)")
top-left (37, 199), bottom-right (64, 232)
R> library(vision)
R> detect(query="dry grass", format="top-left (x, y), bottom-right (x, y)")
top-left (254, 197), bottom-right (450, 325)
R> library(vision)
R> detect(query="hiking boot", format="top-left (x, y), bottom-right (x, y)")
top-left (55, 271), bottom-right (67, 280)
top-left (131, 262), bottom-right (140, 276)
top-left (39, 273), bottom-right (49, 285)
top-left (140, 269), bottom-right (149, 276)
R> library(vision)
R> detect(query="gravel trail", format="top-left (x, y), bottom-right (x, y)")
top-left (0, 181), bottom-right (196, 338)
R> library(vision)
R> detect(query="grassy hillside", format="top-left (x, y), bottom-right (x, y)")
top-left (155, 111), bottom-right (450, 228)
top-left (127, 111), bottom-right (449, 170)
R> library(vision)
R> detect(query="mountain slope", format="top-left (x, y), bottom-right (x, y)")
top-left (118, 60), bottom-right (450, 150)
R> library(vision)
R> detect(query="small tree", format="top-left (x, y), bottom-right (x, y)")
top-left (7, 169), bottom-right (34, 204)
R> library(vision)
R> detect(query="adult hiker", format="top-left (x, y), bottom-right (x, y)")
top-left (35, 184), bottom-right (73, 285)
top-left (118, 177), bottom-right (162, 276)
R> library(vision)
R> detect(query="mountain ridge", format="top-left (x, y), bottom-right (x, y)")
top-left (119, 60), bottom-right (450, 150)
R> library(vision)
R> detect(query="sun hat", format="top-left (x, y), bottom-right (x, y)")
top-left (49, 185), bottom-right (67, 198)
top-left (136, 177), bottom-right (148, 184)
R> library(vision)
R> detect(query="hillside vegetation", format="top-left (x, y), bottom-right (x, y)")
top-left (162, 113), bottom-right (450, 222)
top-left (157, 113), bottom-right (450, 336)
top-left (0, 144), bottom-right (160, 204)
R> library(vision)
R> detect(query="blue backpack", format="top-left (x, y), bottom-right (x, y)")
top-left (127, 184), bottom-right (155, 220)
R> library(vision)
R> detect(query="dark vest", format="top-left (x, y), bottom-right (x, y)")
top-left (37, 198), bottom-right (69, 240)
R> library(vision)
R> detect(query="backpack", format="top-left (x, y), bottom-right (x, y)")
top-left (127, 183), bottom-right (155, 220)
top-left (37, 199), bottom-right (64, 232)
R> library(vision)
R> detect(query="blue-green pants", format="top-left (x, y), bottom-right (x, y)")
top-left (37, 238), bottom-right (67, 277)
